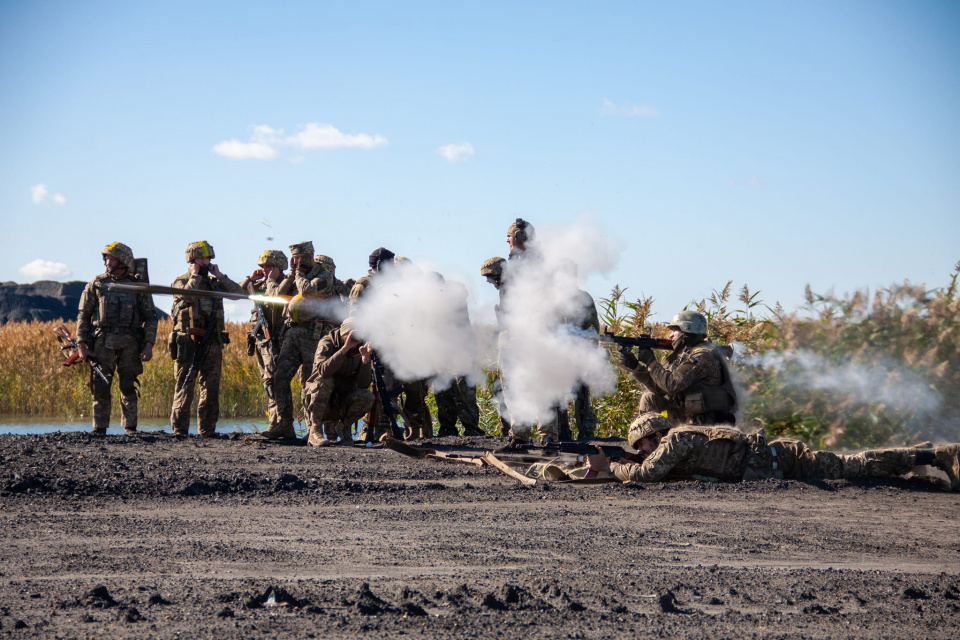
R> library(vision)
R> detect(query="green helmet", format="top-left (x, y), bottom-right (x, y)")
top-left (258, 249), bottom-right (288, 270)
top-left (667, 310), bottom-right (707, 335)
top-left (101, 242), bottom-right (134, 270)
top-left (627, 412), bottom-right (673, 449)
top-left (316, 255), bottom-right (336, 274)
top-left (185, 240), bottom-right (215, 262)
top-left (480, 256), bottom-right (506, 278)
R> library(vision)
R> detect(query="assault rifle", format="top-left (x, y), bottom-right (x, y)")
top-left (369, 350), bottom-right (406, 441)
top-left (53, 325), bottom-right (111, 386)
top-left (178, 312), bottom-right (216, 392)
top-left (250, 302), bottom-right (277, 399)
top-left (542, 441), bottom-right (638, 461)
top-left (598, 330), bottom-right (674, 351)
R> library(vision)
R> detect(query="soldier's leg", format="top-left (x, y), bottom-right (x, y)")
top-left (434, 384), bottom-right (458, 436)
top-left (304, 378), bottom-right (335, 446)
top-left (490, 372), bottom-right (512, 436)
top-left (90, 338), bottom-right (119, 434)
top-left (331, 389), bottom-right (373, 443)
top-left (403, 379), bottom-right (432, 439)
top-left (538, 408), bottom-right (559, 443)
top-left (573, 383), bottom-right (597, 440)
top-left (373, 366), bottom-right (400, 440)
top-left (114, 334), bottom-right (144, 433)
top-left (455, 378), bottom-right (483, 436)
top-left (297, 335), bottom-right (321, 431)
top-left (271, 327), bottom-right (305, 435)
top-left (638, 392), bottom-right (682, 425)
top-left (255, 342), bottom-right (279, 428)
top-left (196, 343), bottom-right (223, 437)
top-left (170, 336), bottom-right (196, 436)
top-left (934, 444), bottom-right (960, 491)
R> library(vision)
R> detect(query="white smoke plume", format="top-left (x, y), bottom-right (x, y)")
top-left (351, 262), bottom-right (479, 390)
top-left (745, 350), bottom-right (942, 416)
top-left (496, 217), bottom-right (621, 428)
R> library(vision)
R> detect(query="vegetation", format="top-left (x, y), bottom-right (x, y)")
top-left (2, 263), bottom-right (958, 448)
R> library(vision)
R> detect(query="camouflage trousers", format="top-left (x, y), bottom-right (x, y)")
top-left (639, 392), bottom-right (734, 427)
top-left (434, 377), bottom-right (481, 436)
top-left (303, 378), bottom-right (374, 441)
top-left (254, 337), bottom-right (279, 429)
top-left (90, 332), bottom-right (143, 432)
top-left (770, 439), bottom-right (919, 480)
top-left (274, 324), bottom-right (331, 431)
top-left (359, 367), bottom-right (433, 440)
top-left (170, 339), bottom-right (223, 436)
top-left (573, 383), bottom-right (597, 440)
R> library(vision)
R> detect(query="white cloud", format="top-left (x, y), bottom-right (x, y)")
top-left (437, 142), bottom-right (476, 163)
top-left (600, 98), bottom-right (660, 118)
top-left (30, 183), bottom-right (67, 205)
top-left (19, 259), bottom-right (72, 281)
top-left (214, 122), bottom-right (388, 161)
top-left (212, 139), bottom-right (279, 160)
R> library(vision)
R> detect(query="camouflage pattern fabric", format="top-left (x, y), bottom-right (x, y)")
top-left (240, 273), bottom-right (286, 429)
top-left (771, 439), bottom-right (919, 480)
top-left (434, 377), bottom-right (481, 436)
top-left (274, 324), bottom-right (330, 431)
top-left (573, 383), bottom-right (597, 440)
top-left (628, 341), bottom-right (736, 425)
top-left (303, 328), bottom-right (374, 440)
top-left (77, 271), bottom-right (158, 432)
top-left (169, 270), bottom-right (244, 435)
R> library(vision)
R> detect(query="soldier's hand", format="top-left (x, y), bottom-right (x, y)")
top-left (586, 446), bottom-right (611, 473)
top-left (209, 263), bottom-right (224, 278)
top-left (358, 342), bottom-right (373, 364)
top-left (343, 331), bottom-right (361, 351)
top-left (613, 348), bottom-right (639, 370)
top-left (636, 348), bottom-right (656, 365)
top-left (250, 268), bottom-right (266, 281)
top-left (290, 255), bottom-right (300, 269)
top-left (77, 340), bottom-right (93, 362)
top-left (140, 342), bottom-right (154, 362)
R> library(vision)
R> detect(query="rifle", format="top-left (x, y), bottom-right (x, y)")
top-left (177, 312), bottom-right (216, 392)
top-left (542, 441), bottom-right (638, 461)
top-left (53, 325), bottom-right (111, 386)
top-left (598, 330), bottom-right (674, 351)
top-left (369, 350), bottom-right (406, 441)
top-left (249, 302), bottom-right (278, 399)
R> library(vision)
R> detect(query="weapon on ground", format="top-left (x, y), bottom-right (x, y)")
top-left (598, 330), bottom-right (674, 351)
top-left (178, 312), bottom-right (216, 393)
top-left (53, 325), bottom-right (111, 386)
top-left (369, 350), bottom-right (406, 441)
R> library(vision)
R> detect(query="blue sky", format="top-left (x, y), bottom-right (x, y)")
top-left (2, 0), bottom-right (958, 323)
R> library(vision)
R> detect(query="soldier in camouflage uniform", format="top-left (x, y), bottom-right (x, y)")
top-left (268, 241), bottom-right (343, 440)
top-left (169, 241), bottom-right (245, 437)
top-left (433, 275), bottom-right (483, 437)
top-left (615, 310), bottom-right (737, 426)
top-left (481, 257), bottom-right (511, 436)
top-left (316, 255), bottom-right (353, 303)
top-left (585, 412), bottom-right (960, 492)
top-left (239, 250), bottom-right (288, 432)
top-left (302, 317), bottom-right (375, 446)
top-left (560, 259), bottom-right (600, 440)
top-left (351, 248), bottom-right (433, 441)
top-left (76, 242), bottom-right (158, 435)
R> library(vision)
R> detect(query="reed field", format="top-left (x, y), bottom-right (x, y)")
top-left (2, 263), bottom-right (958, 448)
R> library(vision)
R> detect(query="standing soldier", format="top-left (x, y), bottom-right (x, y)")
top-left (269, 241), bottom-right (341, 440)
top-left (480, 256), bottom-right (511, 436)
top-left (240, 250), bottom-right (288, 434)
top-left (76, 242), bottom-right (158, 435)
top-left (169, 240), bottom-right (244, 437)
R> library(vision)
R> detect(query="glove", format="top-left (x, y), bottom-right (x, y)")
top-left (636, 348), bottom-right (656, 366)
top-left (614, 348), bottom-right (639, 370)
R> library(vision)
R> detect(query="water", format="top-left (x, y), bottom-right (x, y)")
top-left (0, 416), bottom-right (270, 436)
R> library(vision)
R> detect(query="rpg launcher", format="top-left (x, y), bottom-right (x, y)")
top-left (598, 330), bottom-right (674, 351)
top-left (53, 325), bottom-right (111, 386)
top-left (104, 282), bottom-right (290, 306)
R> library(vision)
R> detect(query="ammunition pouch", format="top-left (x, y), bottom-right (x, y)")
top-left (742, 430), bottom-right (784, 480)
top-left (683, 387), bottom-right (735, 416)
top-left (175, 332), bottom-right (195, 363)
top-left (246, 333), bottom-right (257, 356)
top-left (167, 332), bottom-right (178, 360)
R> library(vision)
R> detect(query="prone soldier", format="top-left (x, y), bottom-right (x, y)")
top-left (169, 240), bottom-right (244, 437)
top-left (76, 242), bottom-right (158, 435)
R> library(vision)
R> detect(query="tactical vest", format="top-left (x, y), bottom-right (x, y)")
top-left (94, 274), bottom-right (141, 331)
top-left (677, 344), bottom-right (738, 417)
top-left (676, 426), bottom-right (750, 482)
top-left (171, 275), bottom-right (225, 334)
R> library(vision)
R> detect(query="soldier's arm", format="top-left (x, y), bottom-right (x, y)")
top-left (214, 272), bottom-right (245, 294)
top-left (609, 431), bottom-right (701, 484)
top-left (642, 351), bottom-right (717, 396)
top-left (295, 268), bottom-right (334, 296)
top-left (75, 280), bottom-right (99, 345)
top-left (137, 292), bottom-right (159, 346)
top-left (313, 335), bottom-right (345, 378)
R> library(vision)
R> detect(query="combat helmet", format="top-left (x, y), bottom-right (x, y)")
top-left (627, 412), bottom-right (673, 449)
top-left (480, 256), bottom-right (506, 278)
top-left (185, 240), bottom-right (215, 262)
top-left (289, 241), bottom-right (314, 256)
top-left (258, 250), bottom-right (288, 271)
top-left (507, 218), bottom-right (535, 245)
top-left (101, 242), bottom-right (134, 271)
top-left (316, 255), bottom-right (336, 274)
top-left (667, 310), bottom-right (708, 335)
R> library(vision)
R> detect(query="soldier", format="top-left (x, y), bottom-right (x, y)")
top-left (240, 250), bottom-right (288, 433)
top-left (433, 274), bottom-right (483, 438)
top-left (480, 256), bottom-right (511, 436)
top-left (351, 248), bottom-right (433, 441)
top-left (585, 412), bottom-right (960, 492)
top-left (316, 254), bottom-right (352, 303)
top-left (76, 242), bottom-right (158, 435)
top-left (302, 317), bottom-right (375, 446)
top-left (561, 260), bottom-right (600, 440)
top-left (269, 241), bottom-right (342, 440)
top-left (614, 310), bottom-right (737, 426)
top-left (169, 240), bottom-right (244, 437)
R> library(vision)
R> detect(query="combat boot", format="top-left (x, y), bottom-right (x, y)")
top-left (260, 422), bottom-right (298, 441)
top-left (90, 427), bottom-right (107, 436)
top-left (307, 424), bottom-right (332, 447)
top-left (934, 443), bottom-right (960, 491)
top-left (124, 428), bottom-right (137, 435)
top-left (334, 422), bottom-right (354, 445)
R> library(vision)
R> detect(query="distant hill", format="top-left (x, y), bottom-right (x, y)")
top-left (0, 280), bottom-right (166, 325)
